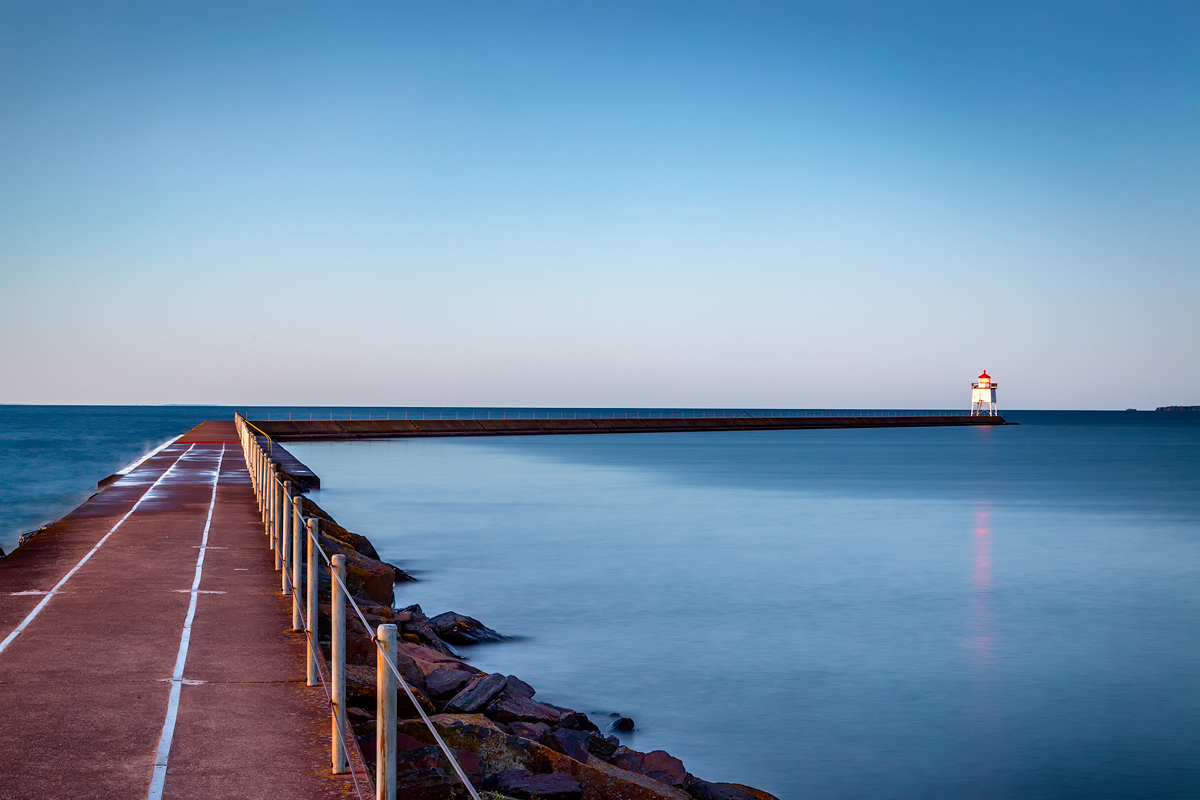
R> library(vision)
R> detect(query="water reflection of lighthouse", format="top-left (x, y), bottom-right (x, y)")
top-left (967, 508), bottom-right (996, 665)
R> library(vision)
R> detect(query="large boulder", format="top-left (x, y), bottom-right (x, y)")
top-left (395, 743), bottom-right (459, 800)
top-left (557, 710), bottom-right (599, 732)
top-left (541, 728), bottom-right (592, 763)
top-left (452, 748), bottom-right (485, 789)
top-left (319, 533), bottom-right (396, 606)
top-left (587, 733), bottom-right (620, 760)
top-left (397, 715), bottom-right (694, 800)
top-left (502, 675), bottom-right (536, 699)
top-left (429, 611), bottom-right (505, 645)
top-left (493, 769), bottom-right (582, 800)
top-left (302, 499), bottom-right (381, 559)
top-left (485, 695), bottom-right (561, 726)
top-left (687, 779), bottom-right (781, 800)
top-left (507, 721), bottom-right (550, 741)
top-left (344, 663), bottom-right (433, 717)
top-left (446, 673), bottom-right (508, 714)
top-left (612, 750), bottom-right (690, 788)
top-left (400, 612), bottom-right (461, 658)
top-left (425, 667), bottom-right (475, 701)
top-left (398, 641), bottom-right (483, 680)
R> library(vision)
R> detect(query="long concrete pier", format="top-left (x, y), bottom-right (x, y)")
top-left (255, 413), bottom-right (1007, 441)
top-left (0, 421), bottom-right (364, 800)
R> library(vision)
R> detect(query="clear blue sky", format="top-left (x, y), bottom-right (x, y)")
top-left (1, 1), bottom-right (1196, 409)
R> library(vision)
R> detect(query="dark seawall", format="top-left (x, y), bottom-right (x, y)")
top-left (253, 414), bottom-right (1008, 441)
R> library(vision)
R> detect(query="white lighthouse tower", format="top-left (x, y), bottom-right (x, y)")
top-left (971, 370), bottom-right (998, 416)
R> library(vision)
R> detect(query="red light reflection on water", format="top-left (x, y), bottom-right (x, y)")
top-left (964, 505), bottom-right (1002, 795)
top-left (967, 508), bottom-right (996, 665)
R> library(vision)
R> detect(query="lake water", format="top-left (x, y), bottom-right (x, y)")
top-left (288, 412), bottom-right (1199, 800)
top-left (3, 407), bottom-right (1197, 798)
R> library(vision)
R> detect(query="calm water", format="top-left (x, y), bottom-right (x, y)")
top-left (3, 408), bottom-right (1197, 798)
top-left (288, 412), bottom-right (1200, 800)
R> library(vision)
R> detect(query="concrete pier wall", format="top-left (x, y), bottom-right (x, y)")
top-left (253, 414), bottom-right (1007, 442)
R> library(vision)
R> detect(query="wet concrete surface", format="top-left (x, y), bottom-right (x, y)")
top-left (0, 421), bottom-right (366, 800)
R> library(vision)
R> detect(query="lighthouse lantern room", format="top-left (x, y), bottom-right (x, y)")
top-left (971, 370), bottom-right (998, 416)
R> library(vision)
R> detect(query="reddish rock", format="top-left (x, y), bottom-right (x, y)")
top-left (429, 611), bottom-right (504, 644)
top-left (425, 667), bottom-right (474, 701)
top-left (318, 533), bottom-right (397, 606)
top-left (400, 603), bottom-right (426, 618)
top-left (396, 651), bottom-right (430, 696)
top-left (687, 778), bottom-right (781, 800)
top-left (302, 500), bottom-right (382, 559)
top-left (613, 749), bottom-right (690, 788)
top-left (402, 615), bottom-right (460, 657)
top-left (398, 714), bottom-right (694, 800)
top-left (397, 732), bottom-right (429, 751)
top-left (453, 748), bottom-right (484, 788)
top-left (398, 641), bottom-right (483, 679)
top-left (344, 663), bottom-right (434, 717)
top-left (494, 769), bottom-right (582, 800)
top-left (587, 733), bottom-right (620, 760)
top-left (486, 695), bottom-right (562, 725)
top-left (557, 710), bottom-right (599, 732)
top-left (446, 673), bottom-right (507, 714)
top-left (396, 744), bottom-right (457, 800)
top-left (542, 728), bottom-right (592, 763)
top-left (508, 721), bottom-right (551, 741)
top-left (502, 674), bottom-right (536, 698)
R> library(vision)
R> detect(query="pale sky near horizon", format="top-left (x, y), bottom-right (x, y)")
top-left (1, 1), bottom-right (1196, 410)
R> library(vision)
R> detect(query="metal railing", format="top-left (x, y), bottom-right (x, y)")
top-left (245, 407), bottom-right (972, 422)
top-left (235, 412), bottom-right (482, 800)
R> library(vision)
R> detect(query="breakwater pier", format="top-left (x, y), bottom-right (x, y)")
top-left (0, 409), bottom-right (1006, 800)
top-left (253, 409), bottom-right (1008, 441)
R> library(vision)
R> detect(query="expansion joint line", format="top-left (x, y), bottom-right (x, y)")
top-left (0, 444), bottom-right (197, 657)
top-left (146, 444), bottom-right (225, 800)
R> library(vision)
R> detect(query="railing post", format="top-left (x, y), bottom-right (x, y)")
top-left (292, 495), bottom-right (304, 631)
top-left (259, 450), bottom-right (266, 521)
top-left (268, 464), bottom-right (277, 551)
top-left (376, 624), bottom-right (398, 800)
top-left (306, 517), bottom-right (320, 687)
top-left (281, 480), bottom-right (292, 594)
top-left (331, 554), bottom-right (347, 774)
top-left (273, 468), bottom-right (282, 566)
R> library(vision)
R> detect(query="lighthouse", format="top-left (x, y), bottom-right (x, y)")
top-left (971, 370), bottom-right (998, 416)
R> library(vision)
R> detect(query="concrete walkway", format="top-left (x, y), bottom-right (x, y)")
top-left (0, 421), bottom-right (365, 800)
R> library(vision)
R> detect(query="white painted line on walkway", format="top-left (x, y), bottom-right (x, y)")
top-left (147, 444), bottom-right (225, 800)
top-left (0, 444), bottom-right (196, 657)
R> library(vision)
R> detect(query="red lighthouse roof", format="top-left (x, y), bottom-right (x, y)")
top-left (978, 370), bottom-right (990, 381)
